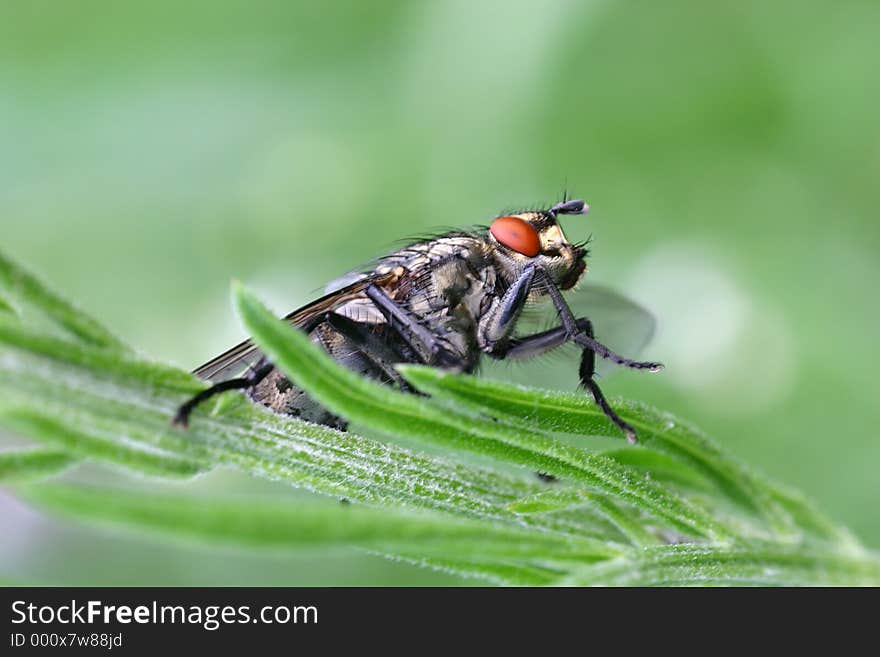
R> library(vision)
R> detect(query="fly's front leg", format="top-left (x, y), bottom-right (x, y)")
top-left (364, 284), bottom-right (470, 370)
top-left (486, 312), bottom-right (639, 441)
top-left (543, 281), bottom-right (664, 372)
top-left (484, 266), bottom-right (662, 442)
top-left (542, 278), bottom-right (663, 443)
top-left (577, 320), bottom-right (639, 444)
top-left (479, 264), bottom-right (538, 352)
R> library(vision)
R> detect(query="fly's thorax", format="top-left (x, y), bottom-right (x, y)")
top-left (399, 239), bottom-right (493, 317)
top-left (375, 235), bottom-right (493, 294)
top-left (365, 234), bottom-right (497, 366)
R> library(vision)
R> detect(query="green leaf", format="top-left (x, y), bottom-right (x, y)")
top-left (561, 544), bottom-right (880, 586)
top-left (509, 488), bottom-right (659, 548)
top-left (0, 448), bottom-right (77, 482)
top-left (23, 483), bottom-right (619, 584)
top-left (0, 251), bottom-right (876, 586)
top-left (0, 294), bottom-right (15, 315)
top-left (0, 410), bottom-right (204, 479)
top-left (0, 251), bottom-right (128, 352)
top-left (0, 322), bottom-right (562, 531)
top-left (397, 365), bottom-right (842, 542)
top-left (233, 283), bottom-right (731, 543)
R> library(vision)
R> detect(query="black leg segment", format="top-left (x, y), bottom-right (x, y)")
top-left (543, 274), bottom-right (664, 372)
top-left (577, 324), bottom-right (639, 444)
top-left (488, 266), bottom-right (662, 442)
top-left (365, 283), bottom-right (470, 370)
top-left (173, 362), bottom-right (273, 427)
top-left (323, 311), bottom-right (416, 391)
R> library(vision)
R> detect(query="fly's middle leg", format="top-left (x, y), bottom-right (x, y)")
top-left (322, 311), bottom-right (416, 391)
top-left (500, 319), bottom-right (589, 360)
top-left (364, 283), bottom-right (472, 371)
top-left (174, 309), bottom-right (426, 428)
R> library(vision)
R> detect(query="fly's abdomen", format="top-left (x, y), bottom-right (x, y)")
top-left (249, 367), bottom-right (347, 429)
top-left (248, 318), bottom-right (397, 430)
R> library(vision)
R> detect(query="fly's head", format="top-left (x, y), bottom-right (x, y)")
top-left (488, 199), bottom-right (590, 290)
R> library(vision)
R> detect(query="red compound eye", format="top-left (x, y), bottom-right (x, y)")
top-left (490, 216), bottom-right (541, 257)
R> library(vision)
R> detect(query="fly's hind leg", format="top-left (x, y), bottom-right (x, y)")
top-left (174, 306), bottom-right (428, 429)
top-left (172, 361), bottom-right (274, 428)
top-left (174, 313), bottom-right (331, 428)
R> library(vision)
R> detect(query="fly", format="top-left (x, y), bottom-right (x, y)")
top-left (173, 199), bottom-right (663, 443)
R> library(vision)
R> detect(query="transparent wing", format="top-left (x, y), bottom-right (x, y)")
top-left (324, 270), bottom-right (369, 295)
top-left (482, 284), bottom-right (657, 385)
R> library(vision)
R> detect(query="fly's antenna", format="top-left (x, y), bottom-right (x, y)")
top-left (547, 199), bottom-right (589, 218)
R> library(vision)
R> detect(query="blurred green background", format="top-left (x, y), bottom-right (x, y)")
top-left (2, 0), bottom-right (878, 584)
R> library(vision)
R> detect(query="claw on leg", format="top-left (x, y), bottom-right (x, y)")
top-left (581, 377), bottom-right (639, 444)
